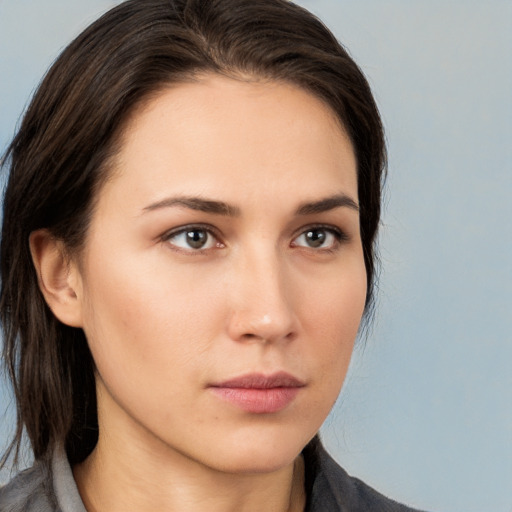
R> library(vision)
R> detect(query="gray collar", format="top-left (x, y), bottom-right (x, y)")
top-left (52, 446), bottom-right (87, 512)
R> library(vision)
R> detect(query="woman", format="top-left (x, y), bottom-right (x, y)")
top-left (0, 0), bottom-right (426, 510)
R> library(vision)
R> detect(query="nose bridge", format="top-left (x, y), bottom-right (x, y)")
top-left (227, 241), bottom-right (296, 343)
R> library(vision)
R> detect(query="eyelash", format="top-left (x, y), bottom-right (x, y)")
top-left (161, 223), bottom-right (349, 254)
top-left (290, 224), bottom-right (349, 253)
top-left (161, 224), bottom-right (223, 254)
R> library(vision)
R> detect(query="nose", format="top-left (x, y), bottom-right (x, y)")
top-left (226, 249), bottom-right (298, 345)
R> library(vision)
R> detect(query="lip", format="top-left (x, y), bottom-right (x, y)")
top-left (208, 372), bottom-right (305, 414)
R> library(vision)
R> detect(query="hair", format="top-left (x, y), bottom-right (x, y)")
top-left (0, 0), bottom-right (386, 468)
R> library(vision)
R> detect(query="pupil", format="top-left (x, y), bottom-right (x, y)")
top-left (306, 229), bottom-right (326, 247)
top-left (186, 230), bottom-right (207, 249)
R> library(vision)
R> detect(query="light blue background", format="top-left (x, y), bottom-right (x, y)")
top-left (1, 1), bottom-right (511, 511)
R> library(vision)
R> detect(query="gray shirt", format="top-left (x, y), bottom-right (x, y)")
top-left (0, 446), bottom-right (85, 512)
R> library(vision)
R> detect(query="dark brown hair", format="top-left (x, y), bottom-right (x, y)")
top-left (0, 0), bottom-right (386, 467)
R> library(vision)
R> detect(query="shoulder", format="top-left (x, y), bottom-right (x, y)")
top-left (0, 460), bottom-right (57, 512)
top-left (304, 439), bottom-right (428, 512)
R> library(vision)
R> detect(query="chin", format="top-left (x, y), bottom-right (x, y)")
top-left (199, 427), bottom-right (314, 475)
top-left (211, 451), bottom-right (298, 475)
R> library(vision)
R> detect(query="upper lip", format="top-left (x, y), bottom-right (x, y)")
top-left (210, 372), bottom-right (305, 389)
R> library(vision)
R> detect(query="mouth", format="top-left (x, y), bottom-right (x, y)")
top-left (208, 372), bottom-right (305, 414)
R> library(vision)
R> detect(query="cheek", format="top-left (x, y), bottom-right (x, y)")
top-left (299, 260), bottom-right (367, 384)
top-left (78, 252), bottom-right (225, 400)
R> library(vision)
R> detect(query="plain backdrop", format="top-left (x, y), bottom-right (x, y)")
top-left (1, 1), bottom-right (511, 511)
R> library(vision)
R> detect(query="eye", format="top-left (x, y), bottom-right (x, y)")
top-left (291, 226), bottom-right (345, 250)
top-left (163, 226), bottom-right (221, 251)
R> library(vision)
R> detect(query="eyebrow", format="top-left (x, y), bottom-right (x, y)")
top-left (295, 194), bottom-right (359, 215)
top-left (143, 196), bottom-right (241, 216)
top-left (142, 193), bottom-right (358, 217)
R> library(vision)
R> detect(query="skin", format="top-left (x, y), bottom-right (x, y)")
top-left (31, 74), bottom-right (367, 512)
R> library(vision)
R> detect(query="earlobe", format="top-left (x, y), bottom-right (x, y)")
top-left (29, 229), bottom-right (84, 328)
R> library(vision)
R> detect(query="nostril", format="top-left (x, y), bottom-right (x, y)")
top-left (243, 333), bottom-right (259, 339)
top-left (241, 333), bottom-right (267, 343)
top-left (238, 330), bottom-right (296, 344)
top-left (226, 287), bottom-right (298, 344)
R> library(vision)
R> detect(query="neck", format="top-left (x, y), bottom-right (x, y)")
top-left (73, 438), bottom-right (305, 512)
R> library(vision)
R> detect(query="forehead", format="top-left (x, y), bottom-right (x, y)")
top-left (102, 74), bottom-right (357, 209)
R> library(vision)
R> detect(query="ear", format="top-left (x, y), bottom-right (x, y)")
top-left (29, 229), bottom-right (84, 328)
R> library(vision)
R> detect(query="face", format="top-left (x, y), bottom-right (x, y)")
top-left (73, 75), bottom-right (366, 473)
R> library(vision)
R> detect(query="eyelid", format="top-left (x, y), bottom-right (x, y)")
top-left (290, 223), bottom-right (350, 250)
top-left (159, 222), bottom-right (349, 252)
top-left (293, 223), bottom-right (349, 241)
top-left (160, 223), bottom-right (224, 252)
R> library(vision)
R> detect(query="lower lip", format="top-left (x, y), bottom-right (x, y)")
top-left (209, 387), bottom-right (300, 413)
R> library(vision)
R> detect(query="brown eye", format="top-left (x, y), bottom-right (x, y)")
top-left (304, 229), bottom-right (327, 248)
top-left (165, 227), bottom-right (219, 251)
top-left (292, 227), bottom-right (344, 250)
top-left (185, 229), bottom-right (209, 249)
